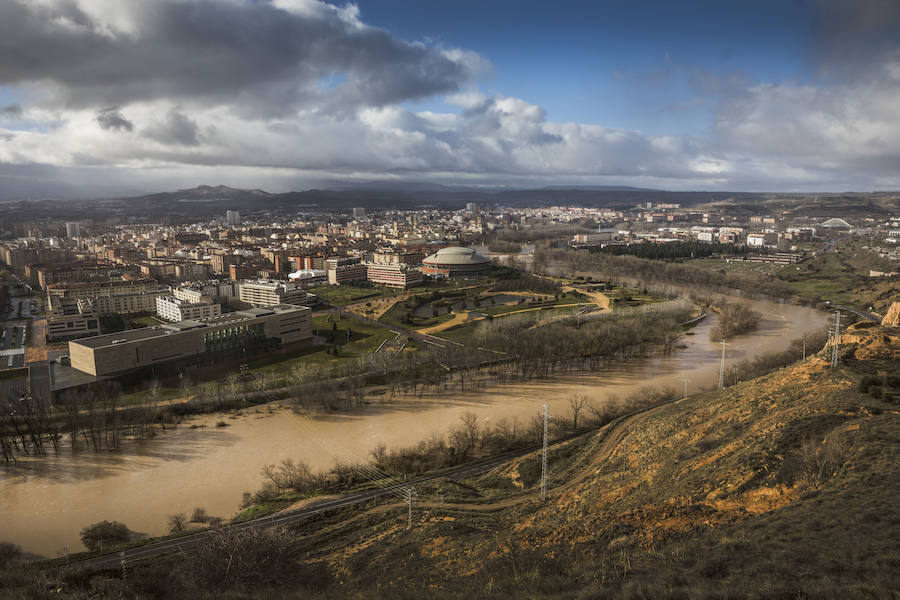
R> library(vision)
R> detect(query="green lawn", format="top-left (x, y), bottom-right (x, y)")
top-left (248, 315), bottom-right (398, 375)
top-left (129, 315), bottom-right (165, 328)
top-left (308, 284), bottom-right (405, 306)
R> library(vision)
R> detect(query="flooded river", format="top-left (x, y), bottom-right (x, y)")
top-left (0, 297), bottom-right (829, 557)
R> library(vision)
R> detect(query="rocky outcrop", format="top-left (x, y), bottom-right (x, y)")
top-left (882, 302), bottom-right (900, 328)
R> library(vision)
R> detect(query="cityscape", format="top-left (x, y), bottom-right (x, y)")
top-left (0, 1), bottom-right (898, 599)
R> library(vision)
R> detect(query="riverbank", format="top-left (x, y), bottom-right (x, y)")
top-left (0, 297), bottom-right (829, 556)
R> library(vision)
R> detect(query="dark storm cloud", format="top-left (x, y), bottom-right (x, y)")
top-left (95, 107), bottom-right (134, 131)
top-left (812, 0), bottom-right (900, 79)
top-left (0, 1), bottom-right (477, 115)
top-left (144, 109), bottom-right (200, 146)
top-left (1, 104), bottom-right (23, 117)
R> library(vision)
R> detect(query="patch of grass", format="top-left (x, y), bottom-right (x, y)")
top-left (129, 314), bottom-right (165, 328)
top-left (308, 284), bottom-right (404, 306)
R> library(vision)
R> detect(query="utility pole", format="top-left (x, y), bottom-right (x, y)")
top-left (405, 487), bottom-right (417, 530)
top-left (831, 311), bottom-right (841, 368)
top-left (718, 339), bottom-right (726, 389)
top-left (541, 404), bottom-right (549, 501)
top-left (802, 338), bottom-right (806, 361)
top-left (683, 376), bottom-right (690, 400)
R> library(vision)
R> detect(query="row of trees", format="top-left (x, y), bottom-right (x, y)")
top-left (709, 301), bottom-right (763, 341)
top-left (534, 247), bottom-right (800, 301)
top-left (595, 240), bottom-right (749, 260)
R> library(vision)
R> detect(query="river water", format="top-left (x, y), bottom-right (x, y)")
top-left (0, 298), bottom-right (828, 557)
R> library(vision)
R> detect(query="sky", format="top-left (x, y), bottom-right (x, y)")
top-left (0, 0), bottom-right (899, 199)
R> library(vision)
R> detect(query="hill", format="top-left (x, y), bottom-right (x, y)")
top-left (278, 325), bottom-right (898, 599)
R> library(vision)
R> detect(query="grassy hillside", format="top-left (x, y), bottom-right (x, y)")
top-left (3, 326), bottom-right (898, 599)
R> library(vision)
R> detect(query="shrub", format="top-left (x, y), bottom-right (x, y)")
top-left (181, 526), bottom-right (294, 590)
top-left (190, 507), bottom-right (209, 523)
top-left (0, 541), bottom-right (22, 568)
top-left (80, 520), bottom-right (132, 552)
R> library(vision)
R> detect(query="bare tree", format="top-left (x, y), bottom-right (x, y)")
top-left (224, 373), bottom-right (240, 400)
top-left (168, 513), bottom-right (188, 533)
top-left (568, 393), bottom-right (590, 430)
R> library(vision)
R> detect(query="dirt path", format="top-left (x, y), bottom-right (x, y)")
top-left (418, 405), bottom-right (663, 513)
top-left (563, 285), bottom-right (611, 310)
top-left (418, 312), bottom-right (472, 335)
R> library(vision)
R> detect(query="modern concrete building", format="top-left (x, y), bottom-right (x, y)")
top-left (226, 210), bottom-right (241, 226)
top-left (47, 296), bottom-right (100, 341)
top-left (65, 222), bottom-right (81, 238)
top-left (69, 305), bottom-right (312, 377)
top-left (326, 257), bottom-right (369, 285)
top-left (421, 246), bottom-right (491, 277)
top-left (238, 279), bottom-right (315, 307)
top-left (156, 295), bottom-right (222, 322)
top-left (366, 263), bottom-right (423, 288)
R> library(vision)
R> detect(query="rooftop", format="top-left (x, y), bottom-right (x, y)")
top-left (70, 304), bottom-right (305, 349)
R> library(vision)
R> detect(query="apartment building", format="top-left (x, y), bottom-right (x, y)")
top-left (365, 263), bottom-right (423, 288)
top-left (238, 279), bottom-right (315, 307)
top-left (47, 296), bottom-right (100, 341)
top-left (156, 295), bottom-right (222, 322)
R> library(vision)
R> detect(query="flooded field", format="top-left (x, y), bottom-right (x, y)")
top-left (0, 298), bottom-right (829, 557)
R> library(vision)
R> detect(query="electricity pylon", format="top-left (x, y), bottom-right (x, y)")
top-left (718, 339), bottom-right (726, 389)
top-left (541, 404), bottom-right (549, 501)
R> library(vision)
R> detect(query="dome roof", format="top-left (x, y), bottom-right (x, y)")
top-left (423, 246), bottom-right (491, 266)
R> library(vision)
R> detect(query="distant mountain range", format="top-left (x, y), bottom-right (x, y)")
top-left (1, 182), bottom-right (896, 223)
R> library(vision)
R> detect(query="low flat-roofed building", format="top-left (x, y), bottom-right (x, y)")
top-left (69, 304), bottom-right (312, 377)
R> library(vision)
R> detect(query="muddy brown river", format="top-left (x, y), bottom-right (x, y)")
top-left (0, 298), bottom-right (829, 557)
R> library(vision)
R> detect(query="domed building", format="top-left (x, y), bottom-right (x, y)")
top-left (421, 246), bottom-right (492, 277)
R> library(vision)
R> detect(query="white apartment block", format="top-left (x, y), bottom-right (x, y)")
top-left (156, 296), bottom-right (222, 322)
top-left (92, 287), bottom-right (170, 315)
top-left (173, 287), bottom-right (212, 304)
top-left (238, 279), bottom-right (315, 307)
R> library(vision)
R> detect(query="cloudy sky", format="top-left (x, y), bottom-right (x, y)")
top-left (1, 0), bottom-right (899, 199)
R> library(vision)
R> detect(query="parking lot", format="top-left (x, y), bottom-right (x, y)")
top-left (0, 323), bottom-right (27, 368)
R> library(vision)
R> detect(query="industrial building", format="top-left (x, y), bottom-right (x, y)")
top-left (421, 246), bottom-right (491, 277)
top-left (68, 304), bottom-right (312, 377)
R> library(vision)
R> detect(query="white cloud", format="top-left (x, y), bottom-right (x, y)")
top-left (1, 0), bottom-right (900, 196)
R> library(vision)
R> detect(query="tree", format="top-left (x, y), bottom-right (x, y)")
top-left (190, 507), bottom-right (209, 523)
top-left (80, 520), bottom-right (132, 552)
top-left (567, 394), bottom-right (589, 429)
top-left (0, 542), bottom-right (23, 568)
top-left (168, 513), bottom-right (189, 533)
